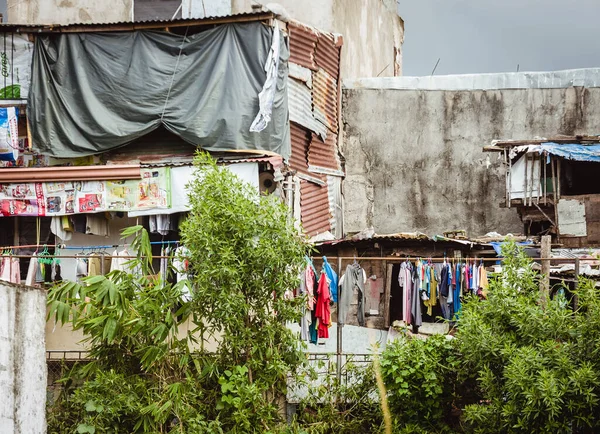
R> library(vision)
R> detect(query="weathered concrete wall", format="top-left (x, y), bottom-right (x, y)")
top-left (0, 282), bottom-right (47, 434)
top-left (342, 77), bottom-right (600, 237)
top-left (232, 0), bottom-right (404, 79)
top-left (7, 0), bottom-right (131, 24)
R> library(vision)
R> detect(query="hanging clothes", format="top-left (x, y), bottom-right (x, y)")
top-left (478, 264), bottom-right (489, 299)
top-left (423, 263), bottom-right (438, 317)
top-left (159, 246), bottom-right (171, 283)
top-left (85, 214), bottom-right (110, 237)
top-left (410, 264), bottom-right (422, 327)
top-left (315, 273), bottom-right (331, 339)
top-left (149, 214), bottom-right (176, 236)
top-left (110, 248), bottom-right (131, 272)
top-left (453, 264), bottom-right (462, 317)
top-left (172, 246), bottom-right (192, 301)
top-left (398, 261), bottom-right (413, 325)
top-left (298, 269), bottom-right (311, 342)
top-left (25, 254), bottom-right (38, 286)
top-left (322, 256), bottom-right (338, 303)
top-left (305, 264), bottom-right (316, 311)
top-left (0, 256), bottom-right (20, 284)
top-left (50, 216), bottom-right (73, 241)
top-left (338, 263), bottom-right (366, 326)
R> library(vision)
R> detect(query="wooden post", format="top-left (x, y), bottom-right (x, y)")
top-left (540, 235), bottom-right (551, 306)
top-left (384, 262), bottom-right (393, 328)
top-left (551, 156), bottom-right (559, 238)
top-left (574, 258), bottom-right (580, 311)
top-left (336, 256), bottom-right (342, 385)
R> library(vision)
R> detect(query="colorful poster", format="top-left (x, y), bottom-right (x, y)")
top-left (106, 167), bottom-right (170, 211)
top-left (75, 181), bottom-right (105, 213)
top-left (0, 33), bottom-right (33, 103)
top-left (0, 181), bottom-right (42, 216)
top-left (0, 168), bottom-right (171, 217)
top-left (0, 107), bottom-right (19, 162)
top-left (42, 181), bottom-right (76, 215)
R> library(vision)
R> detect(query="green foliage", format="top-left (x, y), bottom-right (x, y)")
top-left (458, 242), bottom-right (600, 433)
top-left (380, 334), bottom-right (459, 432)
top-left (47, 152), bottom-right (311, 433)
top-left (293, 357), bottom-right (383, 433)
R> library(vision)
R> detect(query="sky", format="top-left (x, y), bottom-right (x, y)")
top-left (397, 0), bottom-right (600, 77)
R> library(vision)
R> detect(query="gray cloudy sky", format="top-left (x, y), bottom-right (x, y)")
top-left (397, 0), bottom-right (600, 76)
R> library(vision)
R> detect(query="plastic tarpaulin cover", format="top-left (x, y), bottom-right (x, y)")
top-left (28, 22), bottom-right (290, 160)
top-left (539, 143), bottom-right (600, 162)
top-left (513, 143), bottom-right (600, 162)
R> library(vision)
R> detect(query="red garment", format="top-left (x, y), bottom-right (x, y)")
top-left (315, 273), bottom-right (331, 338)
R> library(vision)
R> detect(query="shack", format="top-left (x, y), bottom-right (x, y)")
top-left (485, 136), bottom-right (600, 247)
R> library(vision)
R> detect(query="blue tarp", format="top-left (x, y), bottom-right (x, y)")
top-left (538, 143), bottom-right (600, 162)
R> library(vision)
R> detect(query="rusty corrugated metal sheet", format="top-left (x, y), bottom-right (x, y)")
top-left (2, 11), bottom-right (275, 33)
top-left (289, 77), bottom-right (328, 138)
top-left (308, 132), bottom-right (340, 171)
top-left (0, 165), bottom-right (141, 182)
top-left (315, 33), bottom-right (341, 79)
top-left (313, 68), bottom-right (338, 132)
top-left (300, 179), bottom-right (331, 237)
top-left (288, 21), bottom-right (318, 71)
top-left (290, 122), bottom-right (310, 174)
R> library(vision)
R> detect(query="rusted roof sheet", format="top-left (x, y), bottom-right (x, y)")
top-left (308, 132), bottom-right (340, 172)
top-left (0, 164), bottom-right (141, 182)
top-left (288, 21), bottom-right (318, 71)
top-left (1, 11), bottom-right (274, 33)
top-left (313, 68), bottom-right (338, 133)
top-left (290, 122), bottom-right (310, 175)
top-left (315, 33), bottom-right (341, 79)
top-left (300, 179), bottom-right (331, 237)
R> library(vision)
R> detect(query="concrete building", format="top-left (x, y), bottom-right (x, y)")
top-left (342, 69), bottom-right (600, 239)
top-left (7, 0), bottom-right (403, 79)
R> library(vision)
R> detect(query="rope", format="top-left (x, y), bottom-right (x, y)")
top-left (160, 26), bottom-right (190, 122)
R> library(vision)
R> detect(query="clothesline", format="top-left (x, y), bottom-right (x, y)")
top-left (62, 241), bottom-right (180, 250)
top-left (0, 240), bottom-right (181, 251)
top-left (310, 256), bottom-right (581, 263)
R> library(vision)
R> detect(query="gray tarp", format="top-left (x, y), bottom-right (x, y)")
top-left (28, 22), bottom-right (290, 160)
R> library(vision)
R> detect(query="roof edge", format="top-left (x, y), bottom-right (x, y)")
top-left (2, 11), bottom-right (275, 33)
top-left (344, 68), bottom-right (600, 91)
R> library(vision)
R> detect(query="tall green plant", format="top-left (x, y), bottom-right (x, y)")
top-left (458, 242), bottom-right (600, 433)
top-left (47, 152), bottom-right (311, 433)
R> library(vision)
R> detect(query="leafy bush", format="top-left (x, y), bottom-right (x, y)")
top-left (47, 152), bottom-right (311, 433)
top-left (458, 243), bottom-right (600, 433)
top-left (294, 357), bottom-right (383, 433)
top-left (380, 334), bottom-right (459, 432)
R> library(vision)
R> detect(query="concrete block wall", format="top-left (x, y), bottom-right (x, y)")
top-left (0, 281), bottom-right (47, 434)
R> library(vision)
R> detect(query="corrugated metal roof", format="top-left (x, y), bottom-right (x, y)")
top-left (1, 11), bottom-right (274, 33)
top-left (290, 122), bottom-right (310, 175)
top-left (289, 62), bottom-right (312, 88)
top-left (300, 179), bottom-right (331, 237)
top-left (288, 21), bottom-right (318, 71)
top-left (313, 68), bottom-right (338, 132)
top-left (315, 33), bottom-right (341, 79)
top-left (0, 164), bottom-right (141, 182)
top-left (288, 77), bottom-right (328, 138)
top-left (308, 132), bottom-right (340, 171)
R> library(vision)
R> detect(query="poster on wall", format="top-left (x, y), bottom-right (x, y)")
top-left (0, 33), bottom-right (33, 103)
top-left (0, 182), bottom-right (43, 216)
top-left (106, 167), bottom-right (170, 211)
top-left (0, 168), bottom-right (171, 216)
top-left (0, 107), bottom-right (19, 162)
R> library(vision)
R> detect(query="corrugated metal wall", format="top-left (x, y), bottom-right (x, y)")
top-left (287, 20), bottom-right (343, 239)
